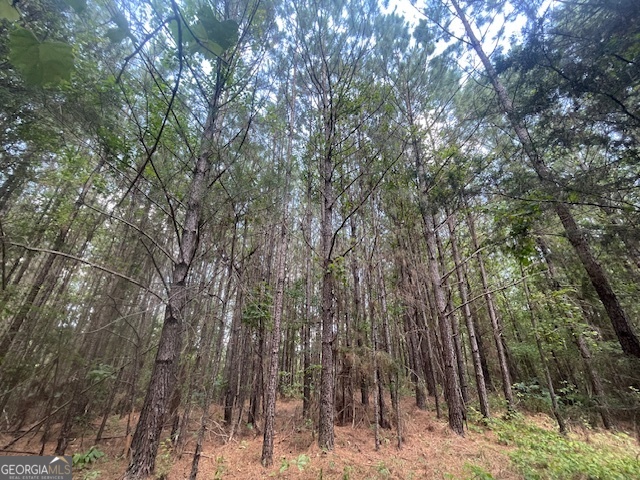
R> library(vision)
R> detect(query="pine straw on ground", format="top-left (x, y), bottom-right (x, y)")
top-left (2, 396), bottom-right (623, 479)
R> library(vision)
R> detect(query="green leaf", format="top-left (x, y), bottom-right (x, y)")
top-left (180, 7), bottom-right (239, 60)
top-left (63, 0), bottom-right (86, 14)
top-left (197, 7), bottom-right (238, 51)
top-left (0, 0), bottom-right (20, 22)
top-left (9, 28), bottom-right (74, 85)
top-left (39, 42), bottom-right (74, 82)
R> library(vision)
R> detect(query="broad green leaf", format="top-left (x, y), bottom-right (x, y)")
top-left (39, 41), bottom-right (74, 83)
top-left (197, 6), bottom-right (238, 51)
top-left (0, 0), bottom-right (20, 21)
top-left (8, 28), bottom-right (41, 77)
top-left (63, 0), bottom-right (86, 14)
top-left (9, 28), bottom-right (74, 85)
top-left (179, 7), bottom-right (239, 60)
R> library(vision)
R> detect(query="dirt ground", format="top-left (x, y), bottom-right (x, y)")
top-left (0, 397), bottom-right (529, 479)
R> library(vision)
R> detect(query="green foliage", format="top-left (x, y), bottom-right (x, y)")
top-left (155, 438), bottom-right (173, 479)
top-left (86, 363), bottom-right (115, 382)
top-left (214, 455), bottom-right (226, 480)
top-left (295, 454), bottom-right (310, 471)
top-left (279, 454), bottom-right (310, 473)
top-left (174, 6), bottom-right (239, 60)
top-left (80, 471), bottom-right (101, 480)
top-left (9, 27), bottom-right (74, 85)
top-left (72, 446), bottom-right (104, 469)
top-left (464, 464), bottom-right (495, 480)
top-left (279, 371), bottom-right (303, 399)
top-left (327, 256), bottom-right (347, 286)
top-left (513, 381), bottom-right (551, 413)
top-left (375, 461), bottom-right (390, 478)
top-left (342, 465), bottom-right (353, 480)
top-left (105, 8), bottom-right (130, 43)
top-left (488, 417), bottom-right (640, 479)
top-left (242, 282), bottom-right (273, 329)
top-left (63, 0), bottom-right (87, 14)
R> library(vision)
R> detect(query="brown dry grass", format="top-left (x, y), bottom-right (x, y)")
top-left (0, 397), bottom-right (523, 479)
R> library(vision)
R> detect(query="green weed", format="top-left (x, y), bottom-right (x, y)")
top-left (72, 446), bottom-right (104, 469)
top-left (464, 463), bottom-right (495, 479)
top-left (488, 417), bottom-right (640, 479)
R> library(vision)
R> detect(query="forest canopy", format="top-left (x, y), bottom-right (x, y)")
top-left (0, 0), bottom-right (639, 478)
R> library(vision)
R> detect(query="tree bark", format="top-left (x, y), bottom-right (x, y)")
top-left (521, 266), bottom-right (566, 434)
top-left (435, 215), bottom-right (469, 405)
top-left (262, 68), bottom-right (295, 466)
top-left (448, 214), bottom-right (490, 417)
top-left (124, 96), bottom-right (220, 478)
top-left (421, 213), bottom-right (465, 435)
top-left (318, 72), bottom-right (337, 452)
top-left (466, 207), bottom-right (515, 409)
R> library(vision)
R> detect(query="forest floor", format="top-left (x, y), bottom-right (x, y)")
top-left (2, 396), bottom-right (639, 479)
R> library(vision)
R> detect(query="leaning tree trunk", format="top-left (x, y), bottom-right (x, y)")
top-left (124, 82), bottom-right (223, 477)
top-left (450, 0), bottom-right (640, 358)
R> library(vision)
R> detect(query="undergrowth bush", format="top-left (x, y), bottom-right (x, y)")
top-left (488, 416), bottom-right (640, 479)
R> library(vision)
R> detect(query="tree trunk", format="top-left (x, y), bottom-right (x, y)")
top-left (124, 120), bottom-right (215, 479)
top-left (262, 71), bottom-right (295, 465)
top-left (302, 172), bottom-right (313, 420)
top-left (448, 214), bottom-right (490, 417)
top-left (435, 215), bottom-right (468, 405)
top-left (421, 213), bottom-right (465, 435)
top-left (521, 266), bottom-right (566, 434)
top-left (318, 85), bottom-right (337, 451)
top-left (466, 207), bottom-right (515, 409)
top-left (370, 272), bottom-right (381, 451)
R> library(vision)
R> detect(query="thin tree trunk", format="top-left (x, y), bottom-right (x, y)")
top-left (370, 267), bottom-right (381, 451)
top-left (125, 97), bottom-right (221, 478)
top-left (466, 207), bottom-right (515, 409)
top-left (302, 172), bottom-right (313, 419)
top-left (521, 266), bottom-right (566, 434)
top-left (448, 214), bottom-right (489, 417)
top-left (262, 68), bottom-right (295, 465)
top-left (379, 258), bottom-right (401, 444)
top-left (189, 315), bottom-right (218, 480)
top-left (435, 215), bottom-right (469, 405)
top-left (0, 159), bottom-right (104, 367)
